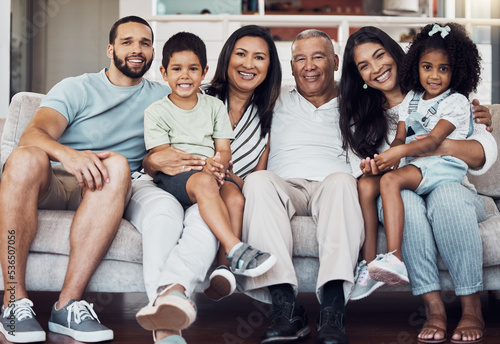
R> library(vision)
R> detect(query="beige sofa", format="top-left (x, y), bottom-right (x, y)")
top-left (0, 92), bottom-right (499, 294)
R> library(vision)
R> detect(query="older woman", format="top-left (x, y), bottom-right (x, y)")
top-left (126, 25), bottom-right (281, 344)
top-left (338, 26), bottom-right (495, 344)
top-left (202, 25), bottom-right (282, 298)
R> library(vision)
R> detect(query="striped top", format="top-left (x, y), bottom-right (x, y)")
top-left (230, 103), bottom-right (269, 180)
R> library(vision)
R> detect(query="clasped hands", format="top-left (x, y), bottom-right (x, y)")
top-left (360, 147), bottom-right (402, 177)
top-left (150, 147), bottom-right (227, 186)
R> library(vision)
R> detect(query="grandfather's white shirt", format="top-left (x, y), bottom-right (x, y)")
top-left (268, 85), bottom-right (352, 181)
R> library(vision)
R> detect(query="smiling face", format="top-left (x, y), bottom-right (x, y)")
top-left (107, 22), bottom-right (154, 79)
top-left (161, 50), bottom-right (208, 109)
top-left (419, 49), bottom-right (452, 100)
top-left (291, 36), bottom-right (339, 106)
top-left (227, 36), bottom-right (271, 97)
top-left (353, 42), bottom-right (399, 95)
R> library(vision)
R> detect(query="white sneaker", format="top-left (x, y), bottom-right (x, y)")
top-left (350, 260), bottom-right (384, 301)
top-left (368, 251), bottom-right (409, 286)
top-left (204, 266), bottom-right (236, 301)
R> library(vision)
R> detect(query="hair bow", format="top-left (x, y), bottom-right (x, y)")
top-left (428, 24), bottom-right (451, 38)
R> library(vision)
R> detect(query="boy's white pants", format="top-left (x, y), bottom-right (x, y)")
top-left (124, 174), bottom-right (217, 302)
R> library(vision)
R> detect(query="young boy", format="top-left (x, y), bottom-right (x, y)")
top-left (143, 32), bottom-right (276, 281)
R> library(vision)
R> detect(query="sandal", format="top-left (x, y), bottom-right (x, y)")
top-left (227, 243), bottom-right (276, 277)
top-left (450, 314), bottom-right (484, 344)
top-left (417, 313), bottom-right (447, 344)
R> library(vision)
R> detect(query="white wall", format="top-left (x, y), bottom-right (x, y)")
top-left (1, 1), bottom-right (11, 117)
top-left (119, 0), bottom-right (154, 18)
top-left (36, 0), bottom-right (119, 92)
top-left (136, 17), bottom-right (493, 104)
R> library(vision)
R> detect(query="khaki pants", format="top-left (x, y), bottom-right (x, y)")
top-left (38, 165), bottom-right (132, 210)
top-left (38, 165), bottom-right (83, 210)
top-left (241, 170), bottom-right (364, 304)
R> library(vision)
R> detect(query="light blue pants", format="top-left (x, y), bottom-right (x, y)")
top-left (377, 182), bottom-right (486, 296)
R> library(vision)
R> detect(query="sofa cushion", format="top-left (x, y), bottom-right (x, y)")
top-left (479, 196), bottom-right (500, 267)
top-left (291, 216), bottom-right (318, 257)
top-left (1, 92), bottom-right (44, 174)
top-left (467, 104), bottom-right (500, 198)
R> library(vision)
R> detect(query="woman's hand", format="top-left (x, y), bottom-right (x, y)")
top-left (411, 135), bottom-right (486, 169)
top-left (145, 146), bottom-right (205, 177)
top-left (360, 157), bottom-right (382, 176)
top-left (472, 99), bottom-right (493, 132)
top-left (203, 152), bottom-right (226, 185)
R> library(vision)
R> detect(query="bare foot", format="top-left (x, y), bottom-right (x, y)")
top-left (451, 293), bottom-right (484, 343)
top-left (419, 291), bottom-right (447, 343)
top-left (418, 313), bottom-right (447, 343)
top-left (450, 314), bottom-right (484, 343)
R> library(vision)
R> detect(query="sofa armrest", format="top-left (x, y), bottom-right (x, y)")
top-left (0, 117), bottom-right (5, 161)
top-left (1, 92), bottom-right (44, 174)
top-left (467, 104), bottom-right (500, 198)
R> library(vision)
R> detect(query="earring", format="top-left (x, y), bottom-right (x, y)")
top-left (363, 83), bottom-right (368, 89)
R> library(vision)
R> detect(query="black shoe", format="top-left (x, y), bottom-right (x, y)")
top-left (315, 307), bottom-right (348, 344)
top-left (261, 302), bottom-right (311, 343)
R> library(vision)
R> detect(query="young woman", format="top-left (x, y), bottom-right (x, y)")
top-left (339, 26), bottom-right (495, 344)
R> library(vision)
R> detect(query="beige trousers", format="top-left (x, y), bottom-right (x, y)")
top-left (241, 170), bottom-right (364, 304)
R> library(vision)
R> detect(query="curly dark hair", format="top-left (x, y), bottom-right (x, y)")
top-left (399, 22), bottom-right (481, 97)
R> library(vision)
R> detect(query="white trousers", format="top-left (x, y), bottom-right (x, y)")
top-left (241, 171), bottom-right (364, 304)
top-left (124, 174), bottom-right (218, 302)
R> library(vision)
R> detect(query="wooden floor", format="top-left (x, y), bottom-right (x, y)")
top-left (2, 291), bottom-right (499, 344)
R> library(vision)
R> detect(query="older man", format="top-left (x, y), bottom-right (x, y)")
top-left (241, 30), bottom-right (363, 344)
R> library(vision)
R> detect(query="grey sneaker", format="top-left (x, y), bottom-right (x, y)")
top-left (350, 260), bottom-right (384, 301)
top-left (368, 251), bottom-right (410, 286)
top-left (0, 298), bottom-right (46, 343)
top-left (227, 243), bottom-right (276, 277)
top-left (48, 299), bottom-right (113, 342)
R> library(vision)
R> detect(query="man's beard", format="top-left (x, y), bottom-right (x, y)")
top-left (113, 52), bottom-right (153, 79)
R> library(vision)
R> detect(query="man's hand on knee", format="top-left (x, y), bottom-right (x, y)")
top-left (61, 149), bottom-right (111, 191)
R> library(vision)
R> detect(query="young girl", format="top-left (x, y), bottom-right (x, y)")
top-left (357, 23), bottom-right (482, 291)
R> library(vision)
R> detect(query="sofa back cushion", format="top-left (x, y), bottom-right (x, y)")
top-left (2, 93), bottom-right (499, 197)
top-left (1, 92), bottom-right (44, 174)
top-left (467, 104), bottom-right (500, 198)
